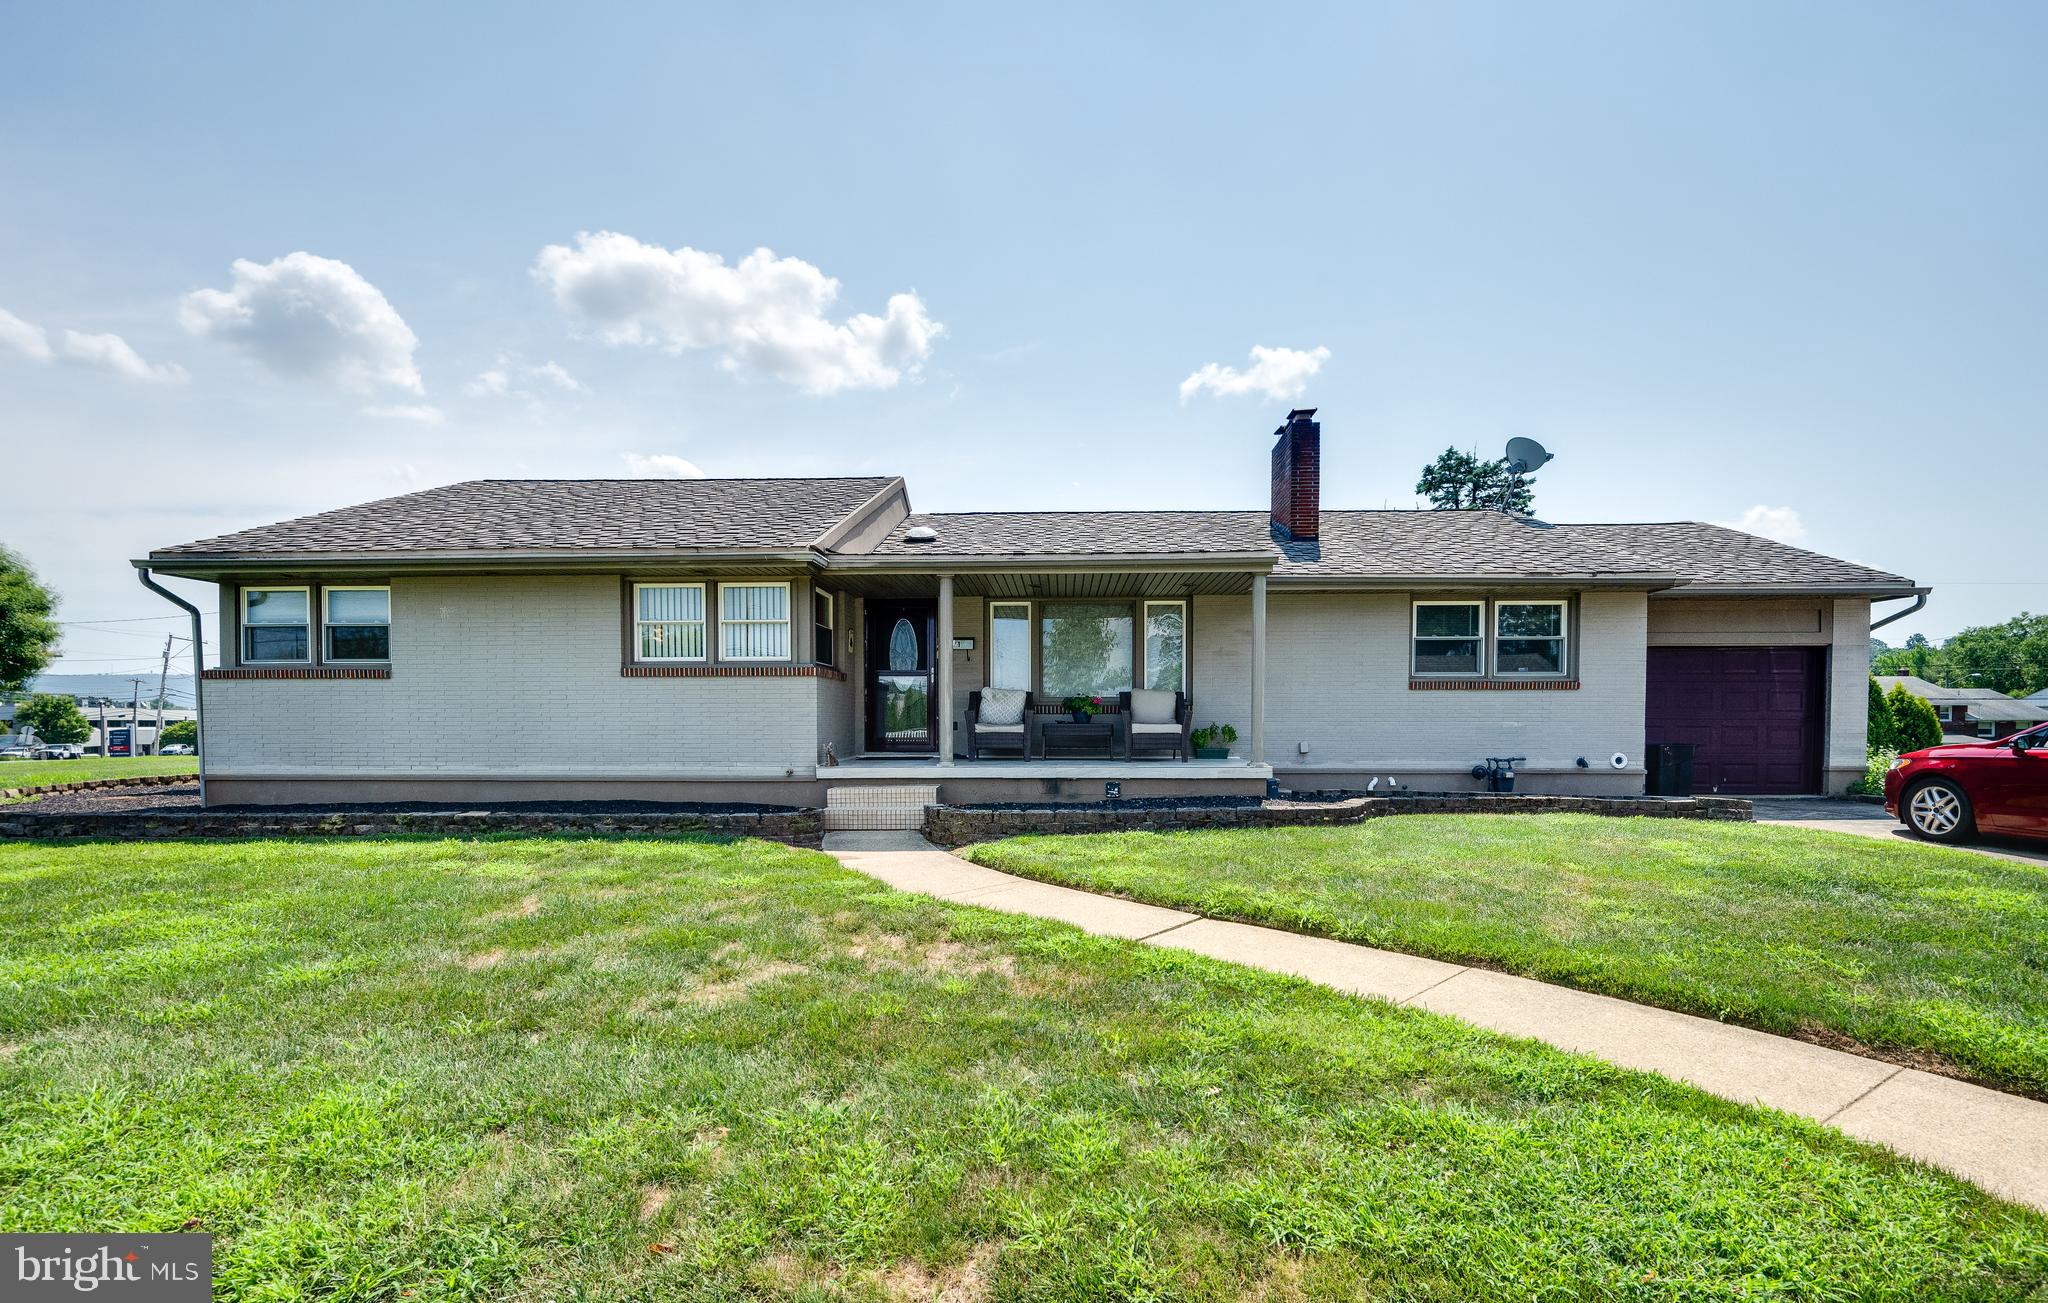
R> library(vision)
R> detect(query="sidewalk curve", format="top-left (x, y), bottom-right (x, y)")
top-left (822, 830), bottom-right (2048, 1213)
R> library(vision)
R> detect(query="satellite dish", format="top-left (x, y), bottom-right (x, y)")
top-left (1505, 437), bottom-right (1554, 474)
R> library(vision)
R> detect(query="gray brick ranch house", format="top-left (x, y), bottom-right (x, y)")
top-left (136, 411), bottom-right (1922, 806)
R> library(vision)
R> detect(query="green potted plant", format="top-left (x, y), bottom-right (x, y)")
top-left (1190, 721), bottom-right (1236, 760)
top-left (1063, 695), bottom-right (1105, 723)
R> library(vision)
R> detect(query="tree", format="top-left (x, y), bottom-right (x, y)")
top-left (160, 720), bottom-right (197, 747)
top-left (1867, 677), bottom-right (1902, 753)
top-left (0, 548), bottom-right (60, 692)
top-left (1885, 683), bottom-right (1943, 752)
top-left (1415, 447), bottom-right (1535, 513)
top-left (14, 693), bottom-right (89, 746)
top-left (1939, 613), bottom-right (2048, 697)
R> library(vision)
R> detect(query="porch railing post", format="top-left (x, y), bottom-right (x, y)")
top-left (937, 573), bottom-right (955, 766)
top-left (1250, 573), bottom-right (1267, 768)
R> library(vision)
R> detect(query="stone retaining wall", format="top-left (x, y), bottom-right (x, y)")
top-left (922, 793), bottom-right (1753, 847)
top-left (0, 773), bottom-right (190, 800)
top-left (0, 808), bottom-right (823, 848)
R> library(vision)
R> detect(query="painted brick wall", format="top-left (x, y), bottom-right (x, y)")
top-left (1195, 589), bottom-right (1649, 776)
top-left (203, 574), bottom-right (823, 776)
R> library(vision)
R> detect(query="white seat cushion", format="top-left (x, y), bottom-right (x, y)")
top-left (1128, 689), bottom-right (1178, 725)
top-left (1130, 721), bottom-right (1184, 734)
top-left (974, 721), bottom-right (1025, 733)
top-left (978, 687), bottom-right (1028, 726)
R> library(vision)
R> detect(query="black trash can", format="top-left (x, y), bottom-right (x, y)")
top-left (1645, 742), bottom-right (1696, 797)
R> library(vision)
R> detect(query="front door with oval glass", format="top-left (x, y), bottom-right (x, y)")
top-left (864, 600), bottom-right (937, 753)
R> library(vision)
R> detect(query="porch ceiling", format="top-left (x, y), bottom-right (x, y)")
top-left (824, 569), bottom-right (1259, 598)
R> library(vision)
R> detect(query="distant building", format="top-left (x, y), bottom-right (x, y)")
top-left (1874, 676), bottom-right (2048, 741)
top-left (0, 701), bottom-right (197, 756)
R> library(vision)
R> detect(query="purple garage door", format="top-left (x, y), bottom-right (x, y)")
top-left (1645, 647), bottom-right (1825, 795)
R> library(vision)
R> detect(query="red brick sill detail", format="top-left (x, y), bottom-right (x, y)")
top-left (622, 664), bottom-right (848, 682)
top-left (203, 666), bottom-right (391, 681)
top-left (1410, 678), bottom-right (1579, 691)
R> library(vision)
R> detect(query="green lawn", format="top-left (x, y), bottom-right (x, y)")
top-left (1, 837), bottom-right (2042, 1300)
top-left (965, 815), bottom-right (2048, 1099)
top-left (0, 755), bottom-right (197, 789)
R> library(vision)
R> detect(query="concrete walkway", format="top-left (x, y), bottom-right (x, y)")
top-left (823, 830), bottom-right (2048, 1213)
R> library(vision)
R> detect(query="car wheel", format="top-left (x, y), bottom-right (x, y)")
top-left (1904, 779), bottom-right (1975, 844)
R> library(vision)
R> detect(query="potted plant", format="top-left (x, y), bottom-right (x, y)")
top-left (1191, 722), bottom-right (1237, 760)
top-left (1064, 695), bottom-right (1104, 723)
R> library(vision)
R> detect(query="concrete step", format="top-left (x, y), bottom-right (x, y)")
top-left (822, 784), bottom-right (940, 831)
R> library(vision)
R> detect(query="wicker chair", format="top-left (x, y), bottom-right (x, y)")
top-left (1119, 689), bottom-right (1192, 761)
top-left (965, 689), bottom-right (1032, 759)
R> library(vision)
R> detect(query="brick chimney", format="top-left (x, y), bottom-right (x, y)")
top-left (1269, 408), bottom-right (1320, 540)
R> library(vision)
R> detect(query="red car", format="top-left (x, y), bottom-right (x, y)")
top-left (1884, 721), bottom-right (2048, 843)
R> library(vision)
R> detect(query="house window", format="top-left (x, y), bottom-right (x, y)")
top-left (322, 586), bottom-right (390, 661)
top-left (989, 602), bottom-right (1031, 691)
top-left (241, 587), bottom-right (311, 663)
top-left (1412, 601), bottom-right (1483, 675)
top-left (720, 582), bottom-right (791, 660)
top-left (1495, 601), bottom-right (1568, 675)
top-left (1142, 601), bottom-right (1186, 693)
top-left (634, 582), bottom-right (706, 661)
top-left (813, 591), bottom-right (836, 666)
top-left (1041, 601), bottom-right (1133, 698)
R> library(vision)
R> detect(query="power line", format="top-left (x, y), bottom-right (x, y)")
top-left (56, 613), bottom-right (218, 625)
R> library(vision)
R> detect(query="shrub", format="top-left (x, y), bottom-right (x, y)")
top-left (1886, 684), bottom-right (1944, 752)
top-left (1849, 748), bottom-right (1897, 796)
top-left (1867, 677), bottom-right (1903, 753)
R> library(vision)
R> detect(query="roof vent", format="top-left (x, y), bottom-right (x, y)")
top-left (903, 525), bottom-right (938, 544)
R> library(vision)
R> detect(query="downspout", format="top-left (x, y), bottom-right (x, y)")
top-left (1870, 591), bottom-right (1928, 632)
top-left (136, 567), bottom-right (206, 805)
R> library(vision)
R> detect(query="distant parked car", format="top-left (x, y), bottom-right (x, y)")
top-left (33, 745), bottom-right (83, 760)
top-left (160, 744), bottom-right (195, 756)
top-left (0, 747), bottom-right (34, 761)
top-left (1885, 720), bottom-right (2048, 844)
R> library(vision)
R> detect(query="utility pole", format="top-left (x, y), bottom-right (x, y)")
top-left (154, 635), bottom-right (173, 752)
top-left (128, 677), bottom-right (146, 758)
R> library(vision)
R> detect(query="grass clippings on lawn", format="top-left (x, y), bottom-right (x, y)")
top-left (0, 835), bottom-right (2042, 1300)
top-left (966, 813), bottom-right (2048, 1098)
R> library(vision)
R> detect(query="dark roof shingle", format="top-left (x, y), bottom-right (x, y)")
top-left (151, 477), bottom-right (896, 557)
top-left (1555, 522), bottom-right (1915, 591)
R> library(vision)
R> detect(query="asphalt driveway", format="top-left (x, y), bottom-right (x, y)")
top-left (1750, 797), bottom-right (2048, 865)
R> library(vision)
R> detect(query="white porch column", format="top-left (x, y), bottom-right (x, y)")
top-left (1250, 573), bottom-right (1267, 766)
top-left (936, 574), bottom-right (955, 765)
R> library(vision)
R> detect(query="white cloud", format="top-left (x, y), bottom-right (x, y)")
top-left (361, 403), bottom-right (446, 425)
top-left (0, 307), bottom-right (53, 362)
top-left (1714, 504), bottom-right (1807, 544)
top-left (530, 360), bottom-right (581, 391)
top-left (181, 252), bottom-right (422, 392)
top-left (1179, 344), bottom-right (1330, 403)
top-left (463, 357), bottom-right (582, 400)
top-left (532, 231), bottom-right (942, 394)
top-left (0, 307), bottom-right (185, 381)
top-left (59, 330), bottom-right (188, 383)
top-left (622, 452), bottom-right (706, 479)
top-left (462, 367), bottom-right (510, 397)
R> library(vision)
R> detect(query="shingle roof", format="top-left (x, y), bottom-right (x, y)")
top-left (150, 477), bottom-right (897, 557)
top-left (1271, 511), bottom-right (1670, 579)
top-left (868, 511), bottom-right (1276, 557)
top-left (1557, 522), bottom-right (1915, 592)
top-left (874, 509), bottom-right (1682, 578)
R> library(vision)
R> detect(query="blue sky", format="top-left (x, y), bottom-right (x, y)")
top-left (4, 1), bottom-right (2042, 680)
